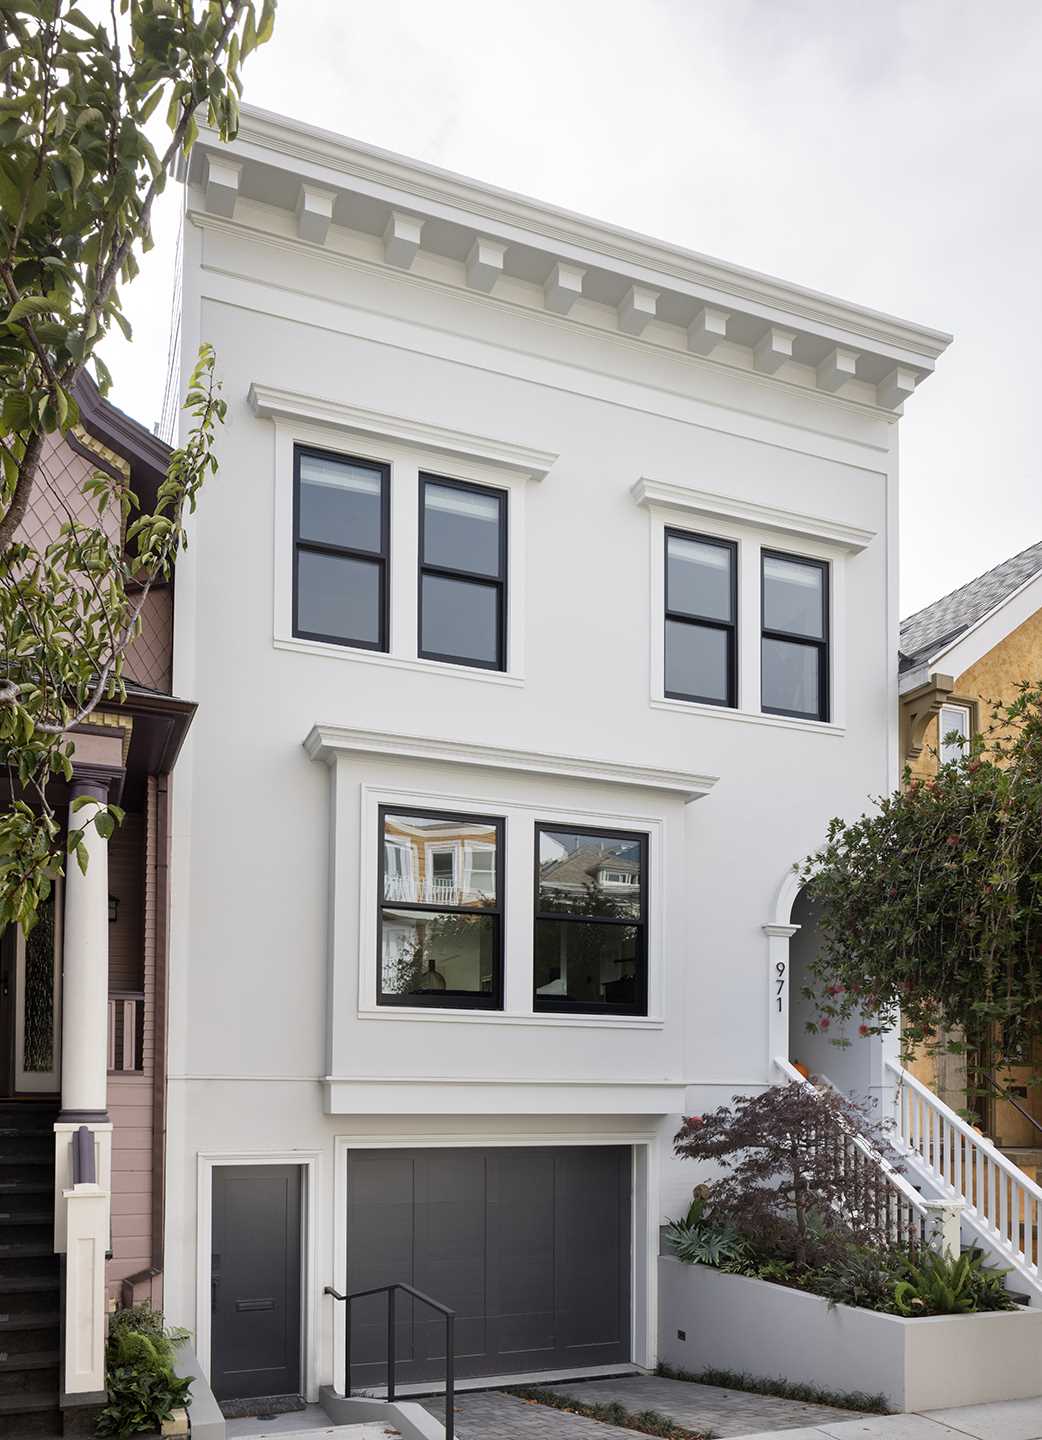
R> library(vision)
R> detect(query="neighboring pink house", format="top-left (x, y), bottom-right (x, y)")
top-left (1, 381), bottom-right (193, 1435)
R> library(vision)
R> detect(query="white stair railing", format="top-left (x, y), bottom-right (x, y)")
top-left (887, 1059), bottom-right (1042, 1302)
top-left (774, 1057), bottom-right (943, 1248)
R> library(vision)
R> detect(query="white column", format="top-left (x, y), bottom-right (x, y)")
top-left (763, 922), bottom-right (799, 1070)
top-left (60, 776), bottom-right (111, 1121)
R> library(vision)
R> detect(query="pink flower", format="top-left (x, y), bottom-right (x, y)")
top-left (946, 834), bottom-right (960, 847)
top-left (819, 1017), bottom-right (830, 1031)
top-left (685, 1115), bottom-right (704, 1130)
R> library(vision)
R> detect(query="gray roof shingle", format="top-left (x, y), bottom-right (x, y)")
top-left (900, 540), bottom-right (1042, 673)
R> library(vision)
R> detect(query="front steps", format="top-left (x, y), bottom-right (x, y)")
top-left (0, 1101), bottom-right (60, 1438)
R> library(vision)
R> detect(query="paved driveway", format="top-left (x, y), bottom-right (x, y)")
top-left (420, 1374), bottom-right (868, 1438)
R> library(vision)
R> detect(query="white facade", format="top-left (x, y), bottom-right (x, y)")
top-left (165, 106), bottom-right (949, 1399)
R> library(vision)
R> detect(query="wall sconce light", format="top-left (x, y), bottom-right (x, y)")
top-left (108, 894), bottom-right (119, 924)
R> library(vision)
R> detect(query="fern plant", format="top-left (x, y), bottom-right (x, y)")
top-left (97, 1304), bottom-right (192, 1439)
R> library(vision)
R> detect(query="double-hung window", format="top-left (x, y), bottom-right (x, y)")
top-left (293, 446), bottom-right (389, 650)
top-left (939, 703), bottom-right (971, 765)
top-left (533, 825), bottom-right (648, 1016)
top-left (761, 550), bottom-right (829, 721)
top-left (419, 475), bottom-right (507, 669)
top-left (378, 808), bottom-right (503, 1009)
top-left (664, 530), bottom-right (737, 707)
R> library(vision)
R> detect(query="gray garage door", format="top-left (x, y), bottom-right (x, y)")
top-left (346, 1145), bottom-right (631, 1386)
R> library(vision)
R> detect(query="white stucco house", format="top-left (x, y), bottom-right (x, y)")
top-left (161, 105), bottom-right (955, 1410)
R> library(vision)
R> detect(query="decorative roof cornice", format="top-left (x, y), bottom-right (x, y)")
top-left (185, 106), bottom-right (952, 414)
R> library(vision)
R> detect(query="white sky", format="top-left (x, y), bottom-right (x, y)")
top-left (100, 0), bottom-right (1042, 619)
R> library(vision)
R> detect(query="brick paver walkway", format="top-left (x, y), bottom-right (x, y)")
top-left (420, 1389), bottom-right (640, 1438)
top-left (420, 1374), bottom-right (867, 1438)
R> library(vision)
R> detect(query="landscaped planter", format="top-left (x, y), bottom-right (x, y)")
top-left (659, 1257), bottom-right (1042, 1412)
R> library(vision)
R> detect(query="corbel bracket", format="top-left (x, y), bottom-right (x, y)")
top-left (901, 673), bottom-right (955, 762)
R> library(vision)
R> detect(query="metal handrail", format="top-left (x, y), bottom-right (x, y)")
top-left (325, 1282), bottom-right (455, 1439)
top-left (974, 1070), bottom-right (1042, 1144)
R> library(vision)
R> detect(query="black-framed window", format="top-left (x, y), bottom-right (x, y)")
top-left (761, 550), bottom-right (829, 721)
top-left (533, 824), bottom-right (648, 1016)
top-left (419, 474), bottom-right (506, 670)
top-left (664, 529), bottom-right (737, 707)
top-left (293, 445), bottom-right (389, 650)
top-left (377, 807), bottom-right (503, 1009)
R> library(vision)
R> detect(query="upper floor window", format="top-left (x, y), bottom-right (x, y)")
top-left (533, 825), bottom-right (647, 1016)
top-left (761, 551), bottom-right (829, 722)
top-left (293, 446), bottom-right (389, 651)
top-left (419, 475), bottom-right (506, 670)
top-left (378, 808), bottom-right (503, 1009)
top-left (664, 530), bottom-right (737, 708)
top-left (939, 703), bottom-right (971, 765)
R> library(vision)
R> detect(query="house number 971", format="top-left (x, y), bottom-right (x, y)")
top-left (775, 961), bottom-right (786, 1013)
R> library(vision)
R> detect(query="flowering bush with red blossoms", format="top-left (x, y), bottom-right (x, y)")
top-left (799, 683), bottom-right (1042, 1073)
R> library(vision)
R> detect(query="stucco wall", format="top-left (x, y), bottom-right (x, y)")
top-left (163, 150), bottom-right (905, 1387)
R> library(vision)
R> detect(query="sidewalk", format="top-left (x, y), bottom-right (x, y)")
top-left (734, 1396), bottom-right (1042, 1440)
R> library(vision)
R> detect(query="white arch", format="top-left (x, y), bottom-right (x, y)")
top-left (770, 866), bottom-right (804, 930)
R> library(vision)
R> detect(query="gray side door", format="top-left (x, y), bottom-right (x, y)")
top-left (346, 1145), bottom-right (630, 1386)
top-left (211, 1165), bottom-right (303, 1402)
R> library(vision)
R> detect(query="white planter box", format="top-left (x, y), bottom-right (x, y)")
top-left (659, 1257), bottom-right (1042, 1412)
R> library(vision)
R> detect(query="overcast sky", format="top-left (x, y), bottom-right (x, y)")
top-left (100, 0), bottom-right (1042, 619)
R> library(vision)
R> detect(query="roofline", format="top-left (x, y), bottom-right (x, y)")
top-left (74, 373), bottom-right (172, 491)
top-left (205, 104), bottom-right (952, 367)
top-left (909, 565), bottom-right (1042, 684)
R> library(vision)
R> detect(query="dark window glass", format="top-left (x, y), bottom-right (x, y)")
top-left (762, 638), bottom-right (821, 718)
top-left (664, 530), bottom-right (736, 707)
top-left (763, 553), bottom-right (824, 639)
top-left (420, 574), bottom-right (500, 667)
top-left (534, 826), bottom-right (647, 1015)
top-left (293, 446), bottom-right (388, 650)
top-left (296, 551), bottom-right (382, 647)
top-left (423, 482), bottom-right (501, 576)
top-left (298, 452), bottom-right (383, 552)
top-left (665, 621), bottom-right (730, 705)
top-left (667, 534), bottom-right (733, 622)
top-left (761, 551), bottom-right (828, 721)
top-left (420, 475), bottom-right (506, 669)
top-left (378, 809), bottom-right (503, 1009)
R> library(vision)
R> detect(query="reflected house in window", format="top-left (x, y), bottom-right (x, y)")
top-left (534, 828), bottom-right (647, 1015)
top-left (379, 810), bottom-right (503, 1008)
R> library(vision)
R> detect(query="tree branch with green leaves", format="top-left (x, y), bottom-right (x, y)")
top-left (0, 0), bottom-right (276, 933)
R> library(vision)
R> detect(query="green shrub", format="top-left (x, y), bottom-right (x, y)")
top-left (663, 1193), bottom-right (749, 1269)
top-left (891, 1248), bottom-right (1016, 1317)
top-left (96, 1305), bottom-right (192, 1439)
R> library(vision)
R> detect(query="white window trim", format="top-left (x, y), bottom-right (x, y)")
top-left (938, 702), bottom-right (972, 765)
top-left (330, 1129), bottom-right (660, 1394)
top-left (195, 1150), bottom-right (322, 1403)
top-left (643, 501), bottom-right (848, 734)
top-left (356, 782), bottom-right (665, 1026)
top-left (270, 417), bottom-right (531, 684)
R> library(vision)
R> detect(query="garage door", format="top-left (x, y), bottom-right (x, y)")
top-left (345, 1146), bottom-right (631, 1386)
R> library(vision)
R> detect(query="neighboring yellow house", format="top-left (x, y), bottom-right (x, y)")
top-left (899, 540), bottom-right (1042, 1173)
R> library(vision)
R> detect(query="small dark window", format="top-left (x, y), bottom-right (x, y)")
top-left (664, 530), bottom-right (737, 707)
top-left (378, 808), bottom-right (503, 1009)
top-left (293, 446), bottom-right (389, 650)
top-left (761, 550), bottom-right (829, 721)
top-left (419, 475), bottom-right (506, 669)
top-left (533, 825), bottom-right (648, 1016)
